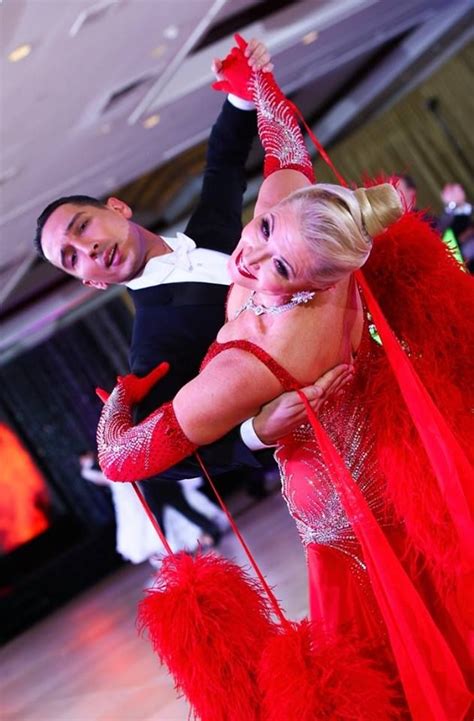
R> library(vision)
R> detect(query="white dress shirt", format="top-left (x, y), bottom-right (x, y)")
top-left (125, 232), bottom-right (231, 290)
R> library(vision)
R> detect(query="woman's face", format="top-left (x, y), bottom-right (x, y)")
top-left (229, 203), bottom-right (315, 298)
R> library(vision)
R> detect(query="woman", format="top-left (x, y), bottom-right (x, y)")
top-left (97, 37), bottom-right (473, 720)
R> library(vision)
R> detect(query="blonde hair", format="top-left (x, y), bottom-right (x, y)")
top-left (280, 182), bottom-right (402, 288)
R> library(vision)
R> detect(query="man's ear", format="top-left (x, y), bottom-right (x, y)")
top-left (106, 196), bottom-right (132, 219)
top-left (82, 278), bottom-right (108, 290)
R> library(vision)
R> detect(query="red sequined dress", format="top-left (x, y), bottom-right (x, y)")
top-left (274, 323), bottom-right (389, 643)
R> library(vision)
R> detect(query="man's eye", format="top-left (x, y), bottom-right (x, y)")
top-left (274, 259), bottom-right (289, 279)
top-left (78, 219), bottom-right (89, 233)
top-left (261, 217), bottom-right (270, 239)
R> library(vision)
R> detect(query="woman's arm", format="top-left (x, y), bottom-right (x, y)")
top-left (251, 63), bottom-right (314, 215)
top-left (174, 349), bottom-right (283, 444)
top-left (254, 169), bottom-right (310, 218)
top-left (97, 351), bottom-right (283, 483)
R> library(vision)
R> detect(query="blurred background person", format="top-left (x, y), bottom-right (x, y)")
top-left (79, 451), bottom-right (227, 571)
top-left (439, 182), bottom-right (472, 236)
top-left (396, 173), bottom-right (418, 211)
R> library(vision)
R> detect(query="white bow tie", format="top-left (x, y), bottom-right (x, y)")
top-left (170, 232), bottom-right (196, 271)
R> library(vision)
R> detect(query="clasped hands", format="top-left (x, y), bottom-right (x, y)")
top-left (253, 363), bottom-right (354, 445)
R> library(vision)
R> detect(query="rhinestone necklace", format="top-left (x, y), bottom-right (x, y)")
top-left (234, 290), bottom-right (315, 318)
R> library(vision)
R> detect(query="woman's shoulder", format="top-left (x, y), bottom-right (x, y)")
top-left (213, 309), bottom-right (329, 386)
top-left (221, 281), bottom-right (361, 384)
top-left (267, 312), bottom-right (338, 384)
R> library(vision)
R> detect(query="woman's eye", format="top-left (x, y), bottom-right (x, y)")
top-left (261, 217), bottom-right (270, 239)
top-left (274, 259), bottom-right (289, 279)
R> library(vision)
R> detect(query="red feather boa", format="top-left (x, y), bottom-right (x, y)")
top-left (138, 551), bottom-right (273, 721)
top-left (259, 619), bottom-right (401, 720)
top-left (363, 211), bottom-right (474, 594)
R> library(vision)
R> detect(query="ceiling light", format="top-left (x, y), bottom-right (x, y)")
top-left (142, 114), bottom-right (160, 129)
top-left (163, 25), bottom-right (179, 40)
top-left (8, 44), bottom-right (32, 63)
top-left (98, 122), bottom-right (112, 135)
top-left (151, 45), bottom-right (166, 59)
top-left (302, 31), bottom-right (318, 45)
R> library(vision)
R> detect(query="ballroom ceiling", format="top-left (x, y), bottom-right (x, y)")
top-left (0, 0), bottom-right (472, 356)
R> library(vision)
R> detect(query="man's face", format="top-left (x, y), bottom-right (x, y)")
top-left (41, 197), bottom-right (146, 289)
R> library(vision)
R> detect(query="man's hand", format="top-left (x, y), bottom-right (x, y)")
top-left (253, 363), bottom-right (354, 445)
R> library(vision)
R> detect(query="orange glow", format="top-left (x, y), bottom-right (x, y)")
top-left (0, 423), bottom-right (50, 553)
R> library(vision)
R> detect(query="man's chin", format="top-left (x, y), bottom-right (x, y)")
top-left (121, 268), bottom-right (139, 283)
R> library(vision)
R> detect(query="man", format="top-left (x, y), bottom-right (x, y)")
top-left (439, 182), bottom-right (472, 238)
top-left (396, 174), bottom-right (471, 265)
top-left (35, 41), bottom-right (350, 524)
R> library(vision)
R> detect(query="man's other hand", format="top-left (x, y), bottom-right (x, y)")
top-left (253, 363), bottom-right (354, 445)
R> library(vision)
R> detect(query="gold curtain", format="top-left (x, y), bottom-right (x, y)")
top-left (314, 42), bottom-right (474, 214)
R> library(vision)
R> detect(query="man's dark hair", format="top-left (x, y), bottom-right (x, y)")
top-left (34, 195), bottom-right (105, 259)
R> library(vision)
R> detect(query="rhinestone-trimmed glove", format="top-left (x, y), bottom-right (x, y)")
top-left (96, 363), bottom-right (197, 482)
top-left (252, 70), bottom-right (315, 182)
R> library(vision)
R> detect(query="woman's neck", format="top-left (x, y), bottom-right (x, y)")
top-left (252, 277), bottom-right (352, 312)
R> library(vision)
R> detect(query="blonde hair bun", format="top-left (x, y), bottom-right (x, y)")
top-left (354, 184), bottom-right (402, 238)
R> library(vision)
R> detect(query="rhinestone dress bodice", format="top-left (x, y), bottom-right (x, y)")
top-left (276, 326), bottom-right (389, 569)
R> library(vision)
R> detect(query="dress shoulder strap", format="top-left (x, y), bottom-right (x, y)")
top-left (202, 340), bottom-right (300, 392)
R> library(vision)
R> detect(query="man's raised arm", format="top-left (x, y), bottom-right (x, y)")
top-left (184, 40), bottom-right (272, 254)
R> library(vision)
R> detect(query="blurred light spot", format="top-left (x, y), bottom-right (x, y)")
top-left (143, 114), bottom-right (160, 129)
top-left (163, 25), bottom-right (179, 40)
top-left (302, 31), bottom-right (318, 45)
top-left (151, 44), bottom-right (166, 59)
top-left (8, 43), bottom-right (32, 62)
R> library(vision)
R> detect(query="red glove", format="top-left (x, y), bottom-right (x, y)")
top-left (211, 34), bottom-right (253, 101)
top-left (96, 362), bottom-right (170, 406)
top-left (96, 362), bottom-right (196, 482)
top-left (252, 70), bottom-right (315, 182)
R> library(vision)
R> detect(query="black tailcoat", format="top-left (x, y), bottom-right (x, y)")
top-left (128, 100), bottom-right (259, 480)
